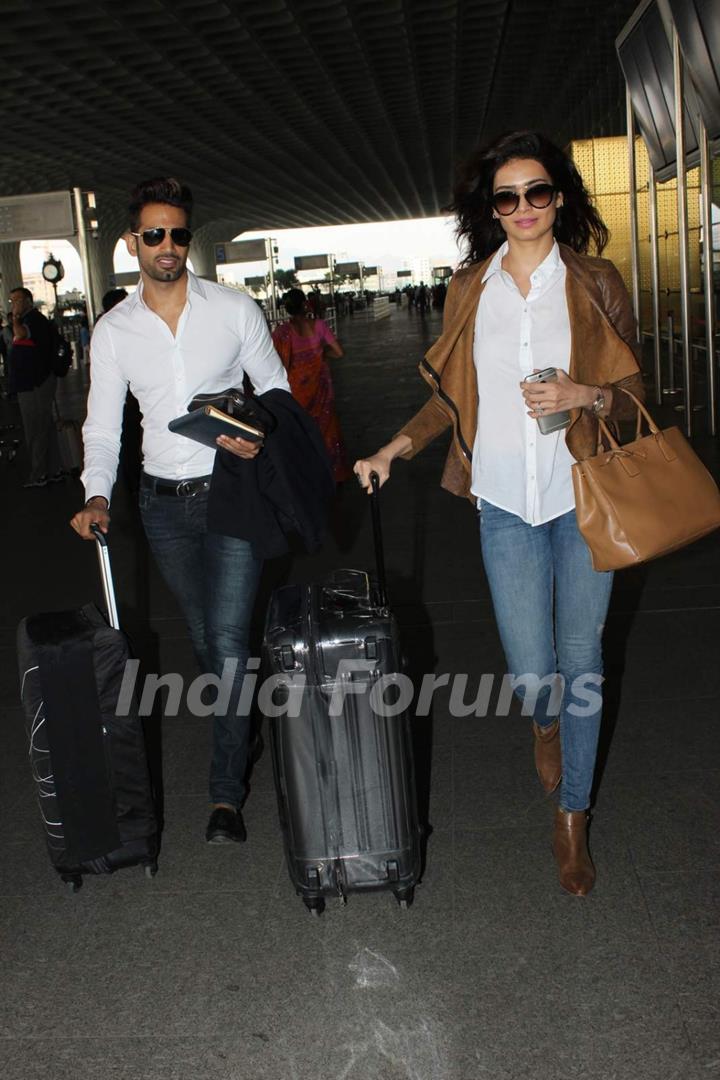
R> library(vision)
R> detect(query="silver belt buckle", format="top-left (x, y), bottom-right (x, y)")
top-left (176, 479), bottom-right (194, 496)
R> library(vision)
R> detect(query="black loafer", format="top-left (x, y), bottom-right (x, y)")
top-left (205, 807), bottom-right (247, 844)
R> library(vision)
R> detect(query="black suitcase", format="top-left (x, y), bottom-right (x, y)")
top-left (263, 474), bottom-right (421, 916)
top-left (17, 527), bottom-right (158, 892)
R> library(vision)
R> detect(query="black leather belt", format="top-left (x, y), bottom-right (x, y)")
top-left (141, 472), bottom-right (211, 497)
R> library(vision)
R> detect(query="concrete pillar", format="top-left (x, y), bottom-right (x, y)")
top-left (189, 220), bottom-right (247, 283)
top-left (67, 197), bottom-right (126, 320)
top-left (88, 231), bottom-right (120, 313)
top-left (188, 225), bottom-right (219, 281)
top-left (0, 241), bottom-right (23, 306)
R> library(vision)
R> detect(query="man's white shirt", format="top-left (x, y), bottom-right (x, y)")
top-left (471, 241), bottom-right (576, 525)
top-left (81, 272), bottom-right (289, 503)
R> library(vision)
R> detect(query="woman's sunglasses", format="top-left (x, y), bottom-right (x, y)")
top-left (131, 227), bottom-right (193, 247)
top-left (491, 183), bottom-right (556, 217)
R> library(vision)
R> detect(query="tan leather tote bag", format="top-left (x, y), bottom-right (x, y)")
top-left (572, 388), bottom-right (720, 571)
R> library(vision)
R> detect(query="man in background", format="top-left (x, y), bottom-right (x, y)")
top-left (8, 287), bottom-right (62, 487)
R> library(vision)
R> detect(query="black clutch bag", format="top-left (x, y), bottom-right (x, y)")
top-left (168, 388), bottom-right (273, 448)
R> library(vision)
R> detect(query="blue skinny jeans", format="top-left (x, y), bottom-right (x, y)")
top-left (479, 500), bottom-right (614, 811)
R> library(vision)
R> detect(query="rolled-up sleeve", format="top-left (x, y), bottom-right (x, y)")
top-left (81, 320), bottom-right (129, 504)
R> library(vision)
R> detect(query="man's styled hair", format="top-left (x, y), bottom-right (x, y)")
top-left (10, 286), bottom-right (34, 303)
top-left (128, 177), bottom-right (193, 232)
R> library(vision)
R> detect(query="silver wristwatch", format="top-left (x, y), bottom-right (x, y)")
top-left (590, 387), bottom-right (606, 416)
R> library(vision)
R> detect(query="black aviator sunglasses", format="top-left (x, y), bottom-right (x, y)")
top-left (131, 227), bottom-right (193, 247)
top-left (491, 183), bottom-right (556, 217)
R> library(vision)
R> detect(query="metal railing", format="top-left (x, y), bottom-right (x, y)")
top-left (641, 319), bottom-right (719, 428)
top-left (267, 306), bottom-right (337, 337)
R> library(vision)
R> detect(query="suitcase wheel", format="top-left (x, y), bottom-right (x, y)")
top-left (61, 874), bottom-right (83, 894)
top-left (144, 861), bottom-right (159, 879)
top-left (394, 886), bottom-right (414, 911)
top-left (303, 896), bottom-right (326, 918)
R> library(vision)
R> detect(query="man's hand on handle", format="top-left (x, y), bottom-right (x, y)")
top-left (71, 433), bottom-right (261, 539)
top-left (70, 496), bottom-right (110, 540)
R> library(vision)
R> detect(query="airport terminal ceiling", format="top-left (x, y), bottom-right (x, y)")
top-left (2, 0), bottom-right (640, 236)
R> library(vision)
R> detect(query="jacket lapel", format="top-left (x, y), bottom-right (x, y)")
top-left (418, 246), bottom-right (639, 466)
top-left (424, 260), bottom-right (489, 376)
top-left (564, 263), bottom-right (639, 387)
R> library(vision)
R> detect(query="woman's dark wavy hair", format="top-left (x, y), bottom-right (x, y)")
top-left (448, 131), bottom-right (608, 265)
top-left (128, 177), bottom-right (193, 232)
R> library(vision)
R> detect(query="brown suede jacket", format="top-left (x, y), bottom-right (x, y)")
top-left (396, 244), bottom-right (644, 500)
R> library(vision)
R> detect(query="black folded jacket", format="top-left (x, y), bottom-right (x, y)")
top-left (206, 388), bottom-right (336, 559)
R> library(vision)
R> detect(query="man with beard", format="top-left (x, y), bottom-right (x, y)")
top-left (70, 177), bottom-right (290, 844)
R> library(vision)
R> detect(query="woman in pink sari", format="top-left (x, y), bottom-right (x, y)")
top-left (272, 289), bottom-right (351, 483)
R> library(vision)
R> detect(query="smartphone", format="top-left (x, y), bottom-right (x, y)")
top-left (523, 367), bottom-right (571, 435)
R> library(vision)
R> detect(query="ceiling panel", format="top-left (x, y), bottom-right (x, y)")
top-left (1, 0), bottom-right (639, 236)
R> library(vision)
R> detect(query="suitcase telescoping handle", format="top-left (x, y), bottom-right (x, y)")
top-left (369, 471), bottom-right (388, 608)
top-left (90, 524), bottom-right (120, 630)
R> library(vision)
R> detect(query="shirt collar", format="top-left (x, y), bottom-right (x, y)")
top-left (187, 271), bottom-right (208, 300)
top-left (531, 241), bottom-right (562, 284)
top-left (127, 269), bottom-right (205, 311)
top-left (481, 241), bottom-right (508, 283)
top-left (481, 240), bottom-right (563, 285)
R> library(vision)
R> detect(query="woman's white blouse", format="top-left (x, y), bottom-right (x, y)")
top-left (471, 241), bottom-right (577, 525)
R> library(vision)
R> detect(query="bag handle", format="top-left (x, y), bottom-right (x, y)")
top-left (594, 385), bottom-right (661, 453)
top-left (90, 524), bottom-right (120, 630)
top-left (369, 472), bottom-right (388, 608)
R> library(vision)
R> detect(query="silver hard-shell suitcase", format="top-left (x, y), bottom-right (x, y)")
top-left (263, 475), bottom-right (421, 915)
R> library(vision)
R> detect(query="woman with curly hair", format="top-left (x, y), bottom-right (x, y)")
top-left (354, 131), bottom-right (644, 896)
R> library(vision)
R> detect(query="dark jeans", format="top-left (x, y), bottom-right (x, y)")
top-left (18, 375), bottom-right (61, 482)
top-left (139, 478), bottom-right (262, 807)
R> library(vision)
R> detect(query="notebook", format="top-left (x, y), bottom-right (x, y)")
top-left (168, 405), bottom-right (265, 448)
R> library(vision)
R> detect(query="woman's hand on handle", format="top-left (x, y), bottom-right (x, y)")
top-left (354, 452), bottom-right (391, 492)
top-left (353, 435), bottom-right (412, 494)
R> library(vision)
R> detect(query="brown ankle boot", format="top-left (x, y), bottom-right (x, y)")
top-left (552, 808), bottom-right (595, 896)
top-left (532, 719), bottom-right (561, 793)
